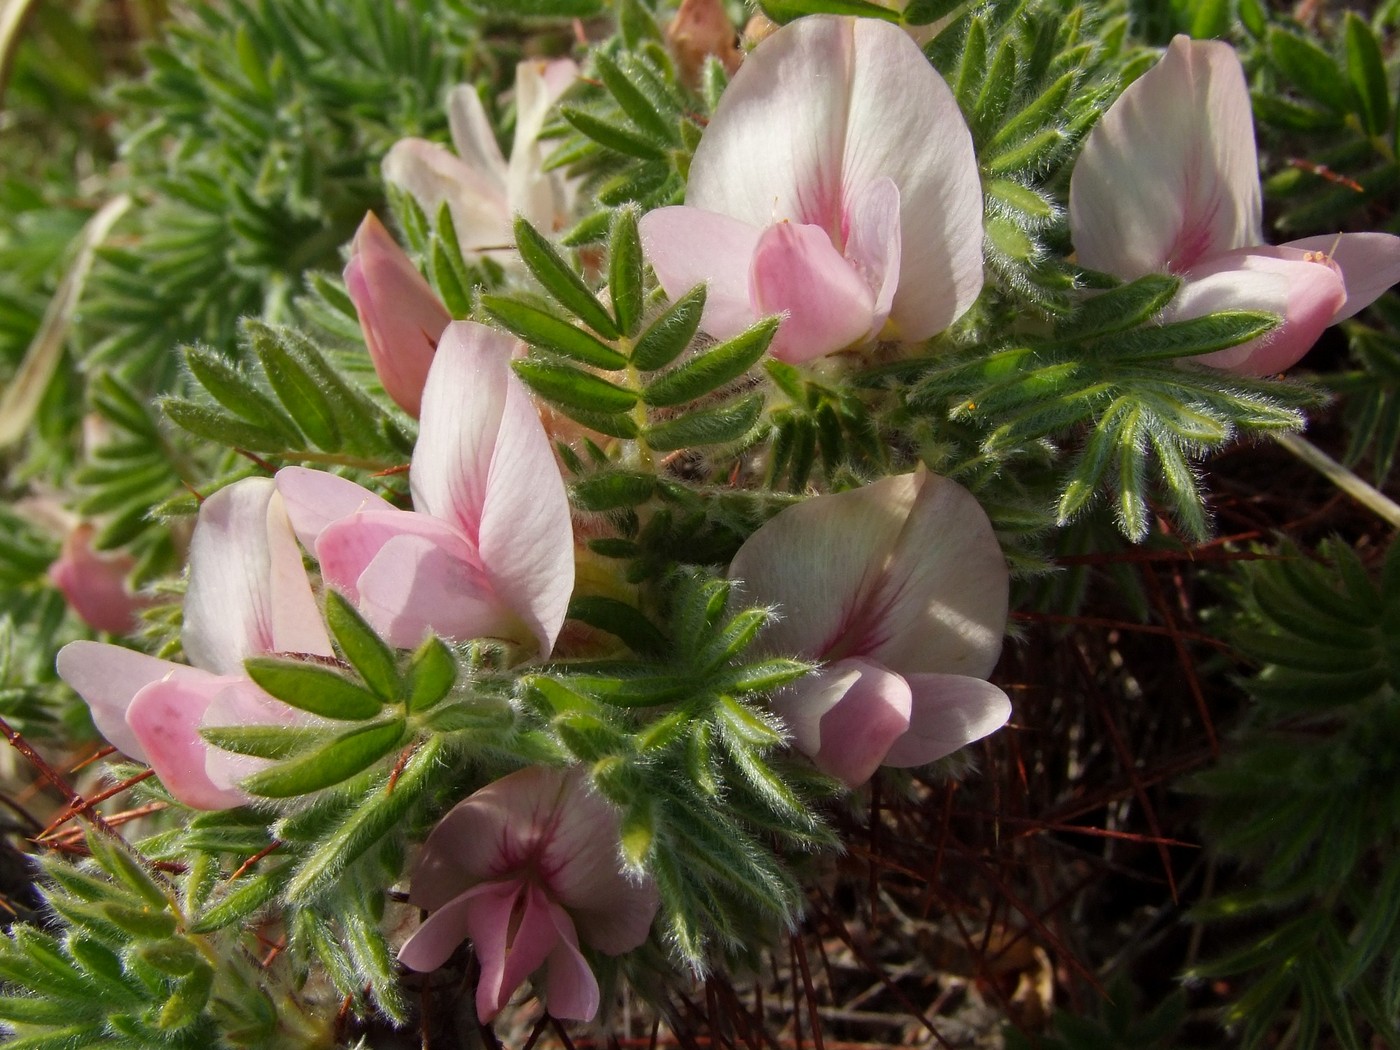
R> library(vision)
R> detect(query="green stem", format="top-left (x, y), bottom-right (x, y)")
top-left (1274, 431), bottom-right (1400, 529)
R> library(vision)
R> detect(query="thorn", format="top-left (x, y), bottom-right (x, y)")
top-left (229, 840), bottom-right (283, 881)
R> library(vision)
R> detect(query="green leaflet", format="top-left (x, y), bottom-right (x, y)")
top-left (405, 635), bottom-right (456, 713)
top-left (642, 318), bottom-right (778, 408)
top-left (483, 295), bottom-right (628, 369)
top-left (513, 359), bottom-right (639, 413)
top-left (1269, 27), bottom-right (1357, 116)
top-left (571, 470), bottom-right (657, 511)
top-left (631, 285), bottom-right (706, 371)
top-left (325, 591), bottom-right (399, 701)
top-left (243, 657), bottom-right (383, 720)
top-left (758, 0), bottom-right (901, 23)
top-left (607, 205), bottom-right (646, 338)
top-left (642, 393), bottom-right (765, 451)
top-left (513, 216), bottom-right (620, 339)
top-left (238, 718), bottom-right (407, 798)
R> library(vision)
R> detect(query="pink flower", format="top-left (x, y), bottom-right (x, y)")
top-left (344, 212), bottom-right (452, 417)
top-left (384, 59), bottom-right (579, 257)
top-left (48, 523), bottom-right (148, 635)
top-left (55, 478), bottom-right (333, 810)
top-left (398, 765), bottom-right (658, 1022)
top-left (1068, 35), bottom-right (1400, 375)
top-left (276, 320), bottom-right (574, 656)
top-left (639, 15), bottom-right (982, 363)
top-left (727, 471), bottom-right (1011, 787)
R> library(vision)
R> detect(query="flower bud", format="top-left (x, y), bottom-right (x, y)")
top-left (344, 212), bottom-right (451, 417)
top-left (48, 524), bottom-right (146, 635)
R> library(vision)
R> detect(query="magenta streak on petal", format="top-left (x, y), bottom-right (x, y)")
top-left (484, 771), bottom-right (572, 887)
top-left (1166, 188), bottom-right (1224, 274)
top-left (816, 508), bottom-right (923, 663)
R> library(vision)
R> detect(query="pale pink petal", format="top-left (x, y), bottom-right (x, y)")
top-left (540, 777), bottom-right (658, 954)
top-left (728, 472), bottom-right (1008, 679)
top-left (446, 86), bottom-right (508, 196)
top-left (182, 478), bottom-right (332, 675)
top-left (1170, 246), bottom-right (1347, 374)
top-left (569, 876), bottom-right (658, 957)
top-left (56, 641), bottom-right (188, 760)
top-left (383, 139), bottom-right (512, 254)
top-left (685, 16), bottom-right (980, 340)
top-left (771, 658), bottom-right (911, 787)
top-left (126, 673), bottom-right (250, 810)
top-left (1070, 35), bottom-right (1262, 278)
top-left (838, 18), bottom-right (982, 339)
top-left (542, 902), bottom-right (601, 1021)
top-left (200, 677), bottom-right (309, 792)
top-left (398, 882), bottom-right (497, 972)
top-left (408, 766), bottom-right (566, 911)
top-left (313, 506), bottom-right (479, 603)
top-left (841, 177), bottom-right (902, 342)
top-left (274, 466), bottom-right (394, 552)
top-left (344, 212), bottom-right (452, 417)
top-left (413, 321), bottom-right (575, 656)
top-left (410, 321), bottom-right (510, 530)
top-left (410, 765), bottom-right (657, 955)
top-left (639, 207), bottom-right (764, 341)
top-left (485, 882), bottom-right (560, 1022)
top-left (355, 531), bottom-right (517, 648)
top-left (883, 674), bottom-right (1012, 767)
top-left (749, 221), bottom-right (875, 362)
top-left (854, 471), bottom-right (1009, 678)
top-left (729, 476), bottom-right (913, 663)
top-left (49, 524), bottom-right (144, 635)
top-left (1279, 232), bottom-right (1400, 321)
top-left (508, 58), bottom-right (579, 232)
top-left (684, 16), bottom-right (852, 231)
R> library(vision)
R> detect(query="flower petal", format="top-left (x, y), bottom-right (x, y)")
top-left (200, 677), bottom-right (304, 793)
top-left (729, 476), bottom-right (912, 663)
top-left (749, 221), bottom-right (875, 362)
top-left (686, 16), bottom-right (981, 340)
top-left (855, 471), bottom-right (1009, 678)
top-left (1070, 35), bottom-right (1262, 278)
top-left (383, 139), bottom-right (511, 254)
top-left (542, 902), bottom-right (601, 1021)
top-left (182, 478), bottom-right (332, 675)
top-left (446, 86), bottom-right (508, 197)
top-left (771, 658), bottom-right (912, 787)
top-left (841, 176), bottom-right (902, 342)
top-left (639, 206), bottom-right (764, 341)
top-left (49, 524), bottom-right (143, 635)
top-left (1170, 245), bottom-right (1346, 374)
top-left (398, 882), bottom-right (494, 973)
top-left (507, 59), bottom-right (578, 232)
top-left (838, 18), bottom-right (982, 339)
top-left (729, 471), bottom-right (1008, 679)
top-left (56, 641), bottom-right (184, 760)
top-left (408, 766), bottom-right (565, 911)
top-left (1279, 232), bottom-right (1400, 322)
top-left (344, 212), bottom-right (452, 417)
top-left (685, 16), bottom-right (853, 231)
top-left (312, 506), bottom-right (478, 603)
top-left (413, 321), bottom-right (575, 656)
top-left (355, 531), bottom-right (517, 648)
top-left (126, 672), bottom-right (250, 810)
top-left (409, 765), bottom-right (656, 955)
top-left (486, 882), bottom-right (560, 1022)
top-left (274, 466), bottom-right (394, 552)
top-left (883, 673), bottom-right (1011, 767)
